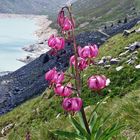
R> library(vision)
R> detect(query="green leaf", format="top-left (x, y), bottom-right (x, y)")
top-left (94, 127), bottom-right (103, 140)
top-left (89, 112), bottom-right (98, 132)
top-left (54, 130), bottom-right (84, 140)
top-left (102, 113), bottom-right (112, 124)
top-left (99, 113), bottom-right (112, 129)
top-left (78, 112), bottom-right (86, 130)
top-left (89, 97), bottom-right (110, 124)
top-left (69, 116), bottom-right (90, 139)
top-left (101, 125), bottom-right (125, 140)
top-left (98, 121), bottom-right (118, 140)
top-left (71, 65), bottom-right (75, 75)
top-left (95, 113), bottom-right (113, 140)
top-left (91, 116), bottom-right (103, 139)
top-left (98, 122), bottom-right (125, 140)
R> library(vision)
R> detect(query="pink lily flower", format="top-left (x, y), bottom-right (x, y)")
top-left (62, 97), bottom-right (83, 112)
top-left (70, 55), bottom-right (88, 71)
top-left (52, 72), bottom-right (65, 84)
top-left (54, 83), bottom-right (73, 97)
top-left (45, 68), bottom-right (57, 81)
top-left (48, 35), bottom-right (65, 51)
top-left (62, 17), bottom-right (74, 31)
top-left (88, 75), bottom-right (110, 91)
top-left (78, 45), bottom-right (99, 59)
top-left (57, 10), bottom-right (65, 27)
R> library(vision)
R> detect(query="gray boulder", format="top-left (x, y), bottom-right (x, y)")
top-left (110, 58), bottom-right (120, 64)
top-left (128, 42), bottom-right (140, 51)
top-left (1, 123), bottom-right (14, 136)
top-left (116, 66), bottom-right (124, 71)
top-left (135, 64), bottom-right (140, 69)
top-left (119, 50), bottom-right (129, 57)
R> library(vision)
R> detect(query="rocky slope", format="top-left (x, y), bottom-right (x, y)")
top-left (0, 22), bottom-right (140, 140)
top-left (73, 0), bottom-right (140, 32)
top-left (0, 17), bottom-right (140, 115)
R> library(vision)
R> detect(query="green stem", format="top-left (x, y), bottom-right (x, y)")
top-left (81, 107), bottom-right (91, 134)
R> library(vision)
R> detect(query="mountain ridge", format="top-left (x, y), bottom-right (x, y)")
top-left (0, 0), bottom-right (68, 16)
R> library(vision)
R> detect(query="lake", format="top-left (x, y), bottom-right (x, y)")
top-left (0, 17), bottom-right (38, 72)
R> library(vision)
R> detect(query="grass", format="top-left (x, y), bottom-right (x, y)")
top-left (0, 92), bottom-right (68, 139)
top-left (98, 24), bottom-right (140, 57)
top-left (0, 24), bottom-right (140, 139)
top-left (97, 89), bottom-right (140, 139)
top-left (72, 0), bottom-right (140, 33)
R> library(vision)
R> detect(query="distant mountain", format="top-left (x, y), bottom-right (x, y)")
top-left (0, 0), bottom-right (69, 16)
top-left (0, 0), bottom-right (140, 20)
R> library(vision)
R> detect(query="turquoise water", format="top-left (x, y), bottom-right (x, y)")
top-left (0, 17), bottom-right (38, 72)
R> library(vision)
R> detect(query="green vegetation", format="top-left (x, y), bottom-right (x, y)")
top-left (50, 0), bottom-right (140, 34)
top-left (97, 89), bottom-right (140, 140)
top-left (0, 24), bottom-right (140, 139)
top-left (73, 0), bottom-right (140, 33)
top-left (98, 25), bottom-right (140, 58)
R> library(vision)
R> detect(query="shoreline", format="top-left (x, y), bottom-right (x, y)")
top-left (0, 13), bottom-right (58, 64)
top-left (0, 13), bottom-right (46, 19)
top-left (19, 15), bottom-right (58, 63)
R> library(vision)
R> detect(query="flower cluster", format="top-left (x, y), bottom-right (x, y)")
top-left (45, 7), bottom-right (110, 113)
top-left (70, 44), bottom-right (99, 71)
top-left (45, 68), bottom-right (83, 112)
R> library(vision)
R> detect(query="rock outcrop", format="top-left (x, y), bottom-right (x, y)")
top-left (103, 18), bottom-right (140, 36)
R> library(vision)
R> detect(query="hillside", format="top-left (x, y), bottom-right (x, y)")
top-left (72, 0), bottom-right (140, 32)
top-left (0, 0), bottom-right (140, 139)
top-left (0, 23), bottom-right (140, 139)
top-left (0, 18), bottom-right (139, 115)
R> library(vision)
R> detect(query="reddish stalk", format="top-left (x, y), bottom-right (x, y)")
top-left (63, 5), bottom-right (91, 134)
